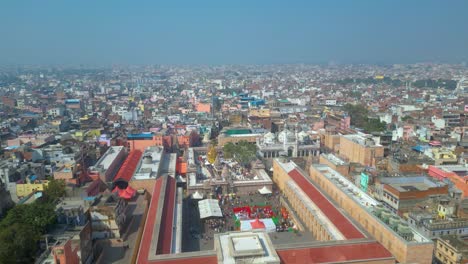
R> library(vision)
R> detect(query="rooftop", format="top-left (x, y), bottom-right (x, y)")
top-left (134, 147), bottom-right (164, 180)
top-left (113, 150), bottom-right (143, 182)
top-left (216, 231), bottom-right (280, 264)
top-left (321, 153), bottom-right (348, 166)
top-left (276, 159), bottom-right (365, 240)
top-left (313, 164), bottom-right (432, 244)
top-left (92, 146), bottom-right (124, 171)
top-left (343, 134), bottom-right (382, 147)
top-left (381, 176), bottom-right (445, 192)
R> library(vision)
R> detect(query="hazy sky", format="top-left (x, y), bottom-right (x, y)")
top-left (1, 0), bottom-right (467, 65)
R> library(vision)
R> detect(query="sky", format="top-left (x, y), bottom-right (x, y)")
top-left (0, 0), bottom-right (467, 65)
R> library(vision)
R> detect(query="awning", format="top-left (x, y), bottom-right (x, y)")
top-left (192, 191), bottom-right (204, 200)
top-left (198, 199), bottom-right (223, 219)
top-left (112, 186), bottom-right (136, 200)
top-left (258, 186), bottom-right (272, 194)
top-left (250, 218), bottom-right (266, 229)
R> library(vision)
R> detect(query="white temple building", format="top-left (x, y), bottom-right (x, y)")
top-left (257, 126), bottom-right (320, 158)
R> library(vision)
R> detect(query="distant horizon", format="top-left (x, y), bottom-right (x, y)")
top-left (1, 0), bottom-right (467, 65)
top-left (1, 61), bottom-right (467, 67)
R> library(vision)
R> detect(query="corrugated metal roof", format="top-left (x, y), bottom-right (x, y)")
top-left (113, 150), bottom-right (142, 182)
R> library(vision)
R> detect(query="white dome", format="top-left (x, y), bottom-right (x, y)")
top-left (297, 131), bottom-right (309, 142)
top-left (264, 132), bottom-right (275, 144)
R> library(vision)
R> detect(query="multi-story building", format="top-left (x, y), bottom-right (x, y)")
top-left (375, 176), bottom-right (448, 214)
top-left (339, 134), bottom-right (384, 167)
top-left (319, 153), bottom-right (350, 177)
top-left (434, 235), bottom-right (468, 264)
top-left (88, 146), bottom-right (126, 182)
top-left (309, 164), bottom-right (434, 263)
top-left (217, 127), bottom-right (261, 146)
top-left (89, 195), bottom-right (130, 239)
top-left (127, 132), bottom-right (172, 152)
top-left (257, 127), bottom-right (320, 158)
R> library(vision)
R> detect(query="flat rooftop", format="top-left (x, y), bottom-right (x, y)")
top-left (343, 134), bottom-right (382, 147)
top-left (134, 147), bottom-right (164, 180)
top-left (93, 146), bottom-right (124, 170)
top-left (321, 153), bottom-right (348, 166)
top-left (216, 232), bottom-right (280, 264)
top-left (383, 176), bottom-right (444, 192)
top-left (313, 164), bottom-right (432, 243)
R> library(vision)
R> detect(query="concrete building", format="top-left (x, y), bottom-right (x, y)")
top-left (217, 127), bottom-right (261, 146)
top-left (127, 132), bottom-right (172, 152)
top-left (256, 127), bottom-right (320, 158)
top-left (214, 231), bottom-right (280, 264)
top-left (408, 212), bottom-right (468, 239)
top-left (187, 148), bottom-right (273, 197)
top-left (376, 176), bottom-right (448, 214)
top-left (88, 146), bottom-right (126, 183)
top-left (339, 134), bottom-right (384, 167)
top-left (90, 195), bottom-right (130, 239)
top-left (434, 235), bottom-right (468, 264)
top-left (319, 153), bottom-right (350, 177)
top-left (273, 159), bottom-right (366, 241)
top-left (136, 174), bottom-right (396, 264)
top-left (309, 164), bottom-right (434, 263)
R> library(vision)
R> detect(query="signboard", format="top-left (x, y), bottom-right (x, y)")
top-left (360, 172), bottom-right (369, 192)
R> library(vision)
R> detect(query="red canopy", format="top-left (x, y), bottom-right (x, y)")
top-left (112, 186), bottom-right (136, 200)
top-left (250, 218), bottom-right (266, 229)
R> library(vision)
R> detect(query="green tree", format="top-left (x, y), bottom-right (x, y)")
top-left (0, 223), bottom-right (40, 263)
top-left (343, 104), bottom-right (387, 133)
top-left (43, 178), bottom-right (66, 203)
top-left (0, 203), bottom-right (56, 234)
top-left (364, 118), bottom-right (387, 133)
top-left (343, 103), bottom-right (369, 128)
top-left (223, 141), bottom-right (257, 167)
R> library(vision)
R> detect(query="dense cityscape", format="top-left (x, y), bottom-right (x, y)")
top-left (0, 63), bottom-right (466, 263)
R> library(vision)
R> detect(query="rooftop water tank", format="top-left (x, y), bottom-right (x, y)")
top-left (373, 204), bottom-right (385, 217)
top-left (143, 155), bottom-right (153, 164)
top-left (397, 223), bottom-right (414, 241)
top-left (380, 210), bottom-right (392, 223)
top-left (389, 216), bottom-right (401, 230)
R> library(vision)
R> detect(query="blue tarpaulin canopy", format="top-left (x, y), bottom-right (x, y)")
top-left (412, 145), bottom-right (428, 153)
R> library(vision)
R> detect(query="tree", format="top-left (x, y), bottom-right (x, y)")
top-left (343, 103), bottom-right (369, 128)
top-left (343, 104), bottom-right (387, 133)
top-left (223, 141), bottom-right (257, 167)
top-left (0, 223), bottom-right (40, 263)
top-left (43, 178), bottom-right (66, 203)
top-left (0, 203), bottom-right (56, 234)
top-left (207, 145), bottom-right (217, 164)
top-left (364, 118), bottom-right (387, 133)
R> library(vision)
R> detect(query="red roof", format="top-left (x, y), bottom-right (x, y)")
top-left (113, 150), bottom-right (142, 182)
top-left (147, 256), bottom-right (217, 264)
top-left (288, 169), bottom-right (365, 239)
top-left (137, 176), bottom-right (177, 264)
top-left (137, 177), bottom-right (164, 264)
top-left (277, 242), bottom-right (393, 263)
top-left (112, 186), bottom-right (136, 200)
top-left (157, 176), bottom-right (176, 254)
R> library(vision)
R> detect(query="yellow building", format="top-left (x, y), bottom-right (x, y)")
top-left (435, 235), bottom-right (468, 264)
top-left (433, 148), bottom-right (458, 165)
top-left (248, 108), bottom-right (270, 118)
top-left (16, 181), bottom-right (49, 197)
top-left (309, 164), bottom-right (434, 264)
top-left (339, 134), bottom-right (384, 167)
